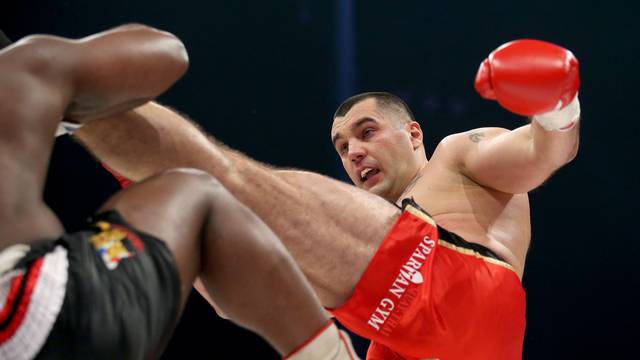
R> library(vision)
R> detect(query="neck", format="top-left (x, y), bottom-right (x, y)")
top-left (394, 163), bottom-right (427, 205)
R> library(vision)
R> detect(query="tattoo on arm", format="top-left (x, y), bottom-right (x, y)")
top-left (468, 131), bottom-right (485, 143)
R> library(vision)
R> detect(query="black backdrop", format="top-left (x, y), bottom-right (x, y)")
top-left (3, 0), bottom-right (640, 358)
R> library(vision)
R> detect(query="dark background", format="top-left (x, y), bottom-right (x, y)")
top-left (3, 0), bottom-right (639, 358)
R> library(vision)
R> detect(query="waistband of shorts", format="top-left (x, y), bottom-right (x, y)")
top-left (400, 198), bottom-right (512, 269)
top-left (0, 245), bottom-right (30, 275)
top-left (0, 239), bottom-right (62, 276)
top-left (0, 245), bottom-right (68, 360)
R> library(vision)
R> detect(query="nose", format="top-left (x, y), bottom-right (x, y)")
top-left (347, 139), bottom-right (366, 163)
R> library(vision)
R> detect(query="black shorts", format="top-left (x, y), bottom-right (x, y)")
top-left (34, 210), bottom-right (181, 360)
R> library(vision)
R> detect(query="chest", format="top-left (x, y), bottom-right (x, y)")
top-left (403, 165), bottom-right (529, 230)
top-left (402, 165), bottom-right (531, 274)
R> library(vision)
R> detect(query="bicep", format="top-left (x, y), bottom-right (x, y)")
top-left (450, 126), bottom-right (550, 193)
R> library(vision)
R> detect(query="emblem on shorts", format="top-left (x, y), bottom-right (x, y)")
top-left (367, 235), bottom-right (436, 334)
top-left (90, 221), bottom-right (143, 270)
top-left (410, 272), bottom-right (424, 285)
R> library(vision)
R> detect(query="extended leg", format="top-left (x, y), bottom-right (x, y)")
top-left (75, 103), bottom-right (402, 307)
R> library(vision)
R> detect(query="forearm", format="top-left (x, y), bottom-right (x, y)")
top-left (463, 121), bottom-right (580, 193)
top-left (529, 119), bottom-right (580, 168)
top-left (505, 121), bottom-right (580, 191)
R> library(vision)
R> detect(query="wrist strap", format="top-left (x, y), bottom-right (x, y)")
top-left (533, 94), bottom-right (581, 131)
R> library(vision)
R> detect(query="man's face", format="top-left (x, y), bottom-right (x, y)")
top-left (331, 98), bottom-right (420, 201)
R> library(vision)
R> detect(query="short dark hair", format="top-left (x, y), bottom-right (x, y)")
top-left (333, 92), bottom-right (416, 124)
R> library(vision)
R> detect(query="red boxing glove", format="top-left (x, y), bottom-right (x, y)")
top-left (474, 39), bottom-right (580, 117)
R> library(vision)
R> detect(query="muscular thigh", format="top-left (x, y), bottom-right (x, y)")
top-left (98, 168), bottom-right (218, 307)
top-left (268, 170), bottom-right (401, 306)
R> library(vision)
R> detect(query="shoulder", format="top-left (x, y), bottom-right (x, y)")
top-left (430, 128), bottom-right (510, 169)
top-left (440, 127), bottom-right (509, 146)
top-left (435, 127), bottom-right (509, 155)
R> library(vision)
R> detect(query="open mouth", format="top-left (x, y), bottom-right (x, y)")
top-left (360, 168), bottom-right (380, 183)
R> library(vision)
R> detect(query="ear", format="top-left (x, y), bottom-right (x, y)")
top-left (406, 121), bottom-right (423, 150)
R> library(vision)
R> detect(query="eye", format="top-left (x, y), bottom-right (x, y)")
top-left (337, 142), bottom-right (348, 154)
top-left (362, 128), bottom-right (375, 139)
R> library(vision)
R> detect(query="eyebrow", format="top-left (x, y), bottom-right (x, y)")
top-left (331, 117), bottom-right (378, 147)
